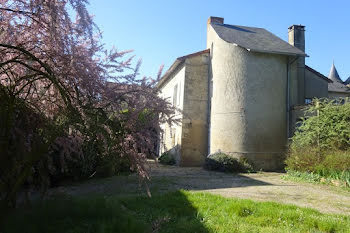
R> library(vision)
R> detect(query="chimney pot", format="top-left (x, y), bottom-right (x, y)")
top-left (208, 16), bottom-right (224, 25)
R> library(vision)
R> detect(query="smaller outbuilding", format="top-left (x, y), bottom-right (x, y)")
top-left (327, 62), bottom-right (350, 98)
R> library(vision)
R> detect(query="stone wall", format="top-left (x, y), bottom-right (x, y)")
top-left (158, 53), bottom-right (210, 166)
top-left (180, 54), bottom-right (210, 166)
top-left (158, 65), bottom-right (185, 163)
top-left (290, 105), bottom-right (308, 136)
top-left (207, 23), bottom-right (288, 171)
top-left (305, 69), bottom-right (329, 99)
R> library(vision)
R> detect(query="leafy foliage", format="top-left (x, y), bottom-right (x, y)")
top-left (286, 149), bottom-right (350, 187)
top-left (204, 153), bottom-right (254, 173)
top-left (286, 99), bottom-right (350, 186)
top-left (158, 152), bottom-right (176, 165)
top-left (291, 99), bottom-right (350, 151)
top-left (0, 0), bottom-right (175, 207)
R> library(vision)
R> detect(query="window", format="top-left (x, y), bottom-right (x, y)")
top-left (173, 84), bottom-right (178, 106)
top-left (304, 98), bottom-right (312, 104)
top-left (171, 128), bottom-right (176, 146)
top-left (178, 82), bottom-right (181, 106)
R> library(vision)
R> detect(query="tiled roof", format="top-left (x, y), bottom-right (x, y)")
top-left (211, 23), bottom-right (306, 56)
top-left (328, 63), bottom-right (343, 83)
top-left (328, 81), bottom-right (350, 93)
top-left (326, 63), bottom-right (350, 93)
top-left (344, 76), bottom-right (350, 85)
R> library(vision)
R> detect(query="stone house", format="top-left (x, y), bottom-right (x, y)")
top-left (156, 16), bottom-right (344, 170)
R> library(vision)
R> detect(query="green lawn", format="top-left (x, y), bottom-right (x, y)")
top-left (2, 190), bottom-right (350, 233)
top-left (283, 170), bottom-right (350, 190)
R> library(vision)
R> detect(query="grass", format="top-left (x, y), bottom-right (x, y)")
top-left (283, 170), bottom-right (350, 189)
top-left (2, 190), bottom-right (350, 233)
top-left (282, 170), bottom-right (326, 184)
top-left (285, 148), bottom-right (350, 187)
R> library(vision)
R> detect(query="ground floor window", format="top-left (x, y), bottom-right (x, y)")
top-left (304, 98), bottom-right (312, 104)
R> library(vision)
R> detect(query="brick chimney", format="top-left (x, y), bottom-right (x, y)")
top-left (288, 25), bottom-right (305, 52)
top-left (288, 25), bottom-right (306, 105)
top-left (207, 16), bottom-right (224, 25)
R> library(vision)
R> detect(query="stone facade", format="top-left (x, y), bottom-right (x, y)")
top-left (305, 67), bottom-right (329, 99)
top-left (158, 51), bottom-right (209, 166)
top-left (157, 17), bottom-right (331, 170)
top-left (207, 22), bottom-right (288, 170)
top-left (158, 64), bottom-right (185, 163)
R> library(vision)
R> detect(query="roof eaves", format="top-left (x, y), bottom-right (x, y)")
top-left (210, 23), bottom-right (307, 57)
top-left (177, 49), bottom-right (210, 60)
top-left (247, 47), bottom-right (308, 57)
top-left (156, 59), bottom-right (184, 89)
top-left (156, 49), bottom-right (210, 89)
top-left (329, 90), bottom-right (350, 94)
top-left (216, 35), bottom-right (307, 57)
top-left (305, 65), bottom-right (332, 83)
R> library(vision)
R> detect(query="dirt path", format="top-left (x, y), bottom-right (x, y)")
top-left (50, 161), bottom-right (350, 215)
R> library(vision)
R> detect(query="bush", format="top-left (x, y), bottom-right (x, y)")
top-left (285, 147), bottom-right (321, 172)
top-left (286, 99), bottom-right (350, 186)
top-left (0, 87), bottom-right (58, 207)
top-left (95, 155), bottom-right (132, 178)
top-left (286, 149), bottom-right (350, 186)
top-left (291, 99), bottom-right (350, 152)
top-left (204, 153), bottom-right (254, 173)
top-left (158, 152), bottom-right (176, 165)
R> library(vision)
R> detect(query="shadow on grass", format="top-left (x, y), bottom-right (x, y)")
top-left (42, 164), bottom-right (277, 198)
top-left (1, 191), bottom-right (209, 233)
top-left (3, 190), bottom-right (349, 233)
top-left (143, 174), bottom-right (275, 197)
top-left (144, 164), bottom-right (276, 194)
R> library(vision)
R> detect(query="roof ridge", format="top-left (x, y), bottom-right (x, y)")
top-left (210, 23), bottom-right (307, 57)
top-left (177, 49), bottom-right (210, 61)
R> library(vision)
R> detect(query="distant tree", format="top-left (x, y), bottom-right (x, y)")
top-left (0, 0), bottom-right (174, 206)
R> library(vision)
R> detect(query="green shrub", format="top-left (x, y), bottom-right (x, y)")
top-left (158, 152), bottom-right (176, 165)
top-left (291, 99), bottom-right (350, 152)
top-left (285, 147), bottom-right (321, 172)
top-left (49, 138), bottom-right (133, 183)
top-left (286, 99), bottom-right (350, 186)
top-left (204, 153), bottom-right (254, 173)
top-left (286, 149), bottom-right (350, 187)
top-left (95, 155), bottom-right (132, 178)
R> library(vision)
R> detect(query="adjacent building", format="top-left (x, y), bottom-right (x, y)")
top-left (327, 62), bottom-right (350, 98)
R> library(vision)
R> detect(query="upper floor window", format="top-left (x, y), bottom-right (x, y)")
top-left (173, 84), bottom-right (178, 106)
top-left (178, 82), bottom-right (181, 106)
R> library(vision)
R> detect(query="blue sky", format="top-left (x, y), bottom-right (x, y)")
top-left (88, 0), bottom-right (350, 81)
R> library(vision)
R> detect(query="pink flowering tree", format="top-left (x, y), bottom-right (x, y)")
top-left (0, 0), bottom-right (174, 207)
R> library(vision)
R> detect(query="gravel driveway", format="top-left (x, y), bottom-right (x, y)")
top-left (50, 161), bottom-right (350, 215)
